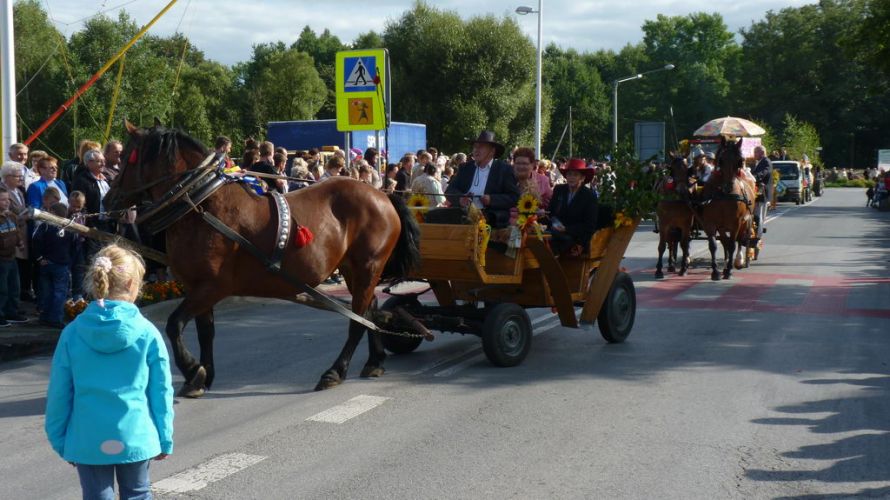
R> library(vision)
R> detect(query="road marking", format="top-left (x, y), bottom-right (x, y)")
top-left (432, 314), bottom-right (569, 378)
top-left (153, 453), bottom-right (267, 495)
top-left (306, 394), bottom-right (390, 424)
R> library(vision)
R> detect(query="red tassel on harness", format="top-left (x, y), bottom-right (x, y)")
top-left (128, 149), bottom-right (139, 166)
top-left (294, 225), bottom-right (314, 248)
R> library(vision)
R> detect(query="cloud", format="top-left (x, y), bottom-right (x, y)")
top-left (44, 0), bottom-right (812, 66)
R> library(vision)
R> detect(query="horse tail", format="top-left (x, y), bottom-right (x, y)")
top-left (382, 193), bottom-right (421, 279)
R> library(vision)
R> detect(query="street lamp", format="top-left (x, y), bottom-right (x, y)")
top-left (612, 63), bottom-right (675, 148)
top-left (516, 1), bottom-right (542, 159)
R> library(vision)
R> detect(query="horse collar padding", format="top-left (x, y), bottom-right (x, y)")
top-left (269, 191), bottom-right (292, 271)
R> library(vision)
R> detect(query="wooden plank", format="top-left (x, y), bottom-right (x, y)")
top-left (580, 220), bottom-right (639, 324)
top-left (525, 237), bottom-right (577, 327)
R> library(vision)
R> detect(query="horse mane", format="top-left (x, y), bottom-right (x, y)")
top-left (140, 126), bottom-right (209, 170)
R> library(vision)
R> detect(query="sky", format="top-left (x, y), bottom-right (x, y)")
top-left (42, 0), bottom-right (813, 66)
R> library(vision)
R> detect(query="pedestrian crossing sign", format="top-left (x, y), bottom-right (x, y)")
top-left (336, 49), bottom-right (388, 131)
top-left (343, 57), bottom-right (376, 92)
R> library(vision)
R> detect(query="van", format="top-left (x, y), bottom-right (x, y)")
top-left (773, 161), bottom-right (805, 204)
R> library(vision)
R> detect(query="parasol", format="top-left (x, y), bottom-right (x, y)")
top-left (693, 116), bottom-right (766, 137)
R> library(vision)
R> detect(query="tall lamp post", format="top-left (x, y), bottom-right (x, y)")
top-left (516, 1), bottom-right (542, 159)
top-left (612, 63), bottom-right (674, 148)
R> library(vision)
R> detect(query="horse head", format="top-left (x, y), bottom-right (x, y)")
top-left (716, 136), bottom-right (744, 194)
top-left (106, 120), bottom-right (210, 212)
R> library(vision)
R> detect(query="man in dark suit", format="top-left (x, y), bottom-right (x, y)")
top-left (445, 130), bottom-right (519, 228)
top-left (548, 158), bottom-right (599, 256)
top-left (751, 145), bottom-right (772, 237)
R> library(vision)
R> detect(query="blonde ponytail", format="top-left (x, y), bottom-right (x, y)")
top-left (84, 244), bottom-right (146, 304)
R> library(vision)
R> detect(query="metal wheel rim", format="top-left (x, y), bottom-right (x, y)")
top-left (500, 318), bottom-right (525, 356)
top-left (610, 288), bottom-right (633, 332)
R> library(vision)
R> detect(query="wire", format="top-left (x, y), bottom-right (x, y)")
top-left (52, 0), bottom-right (143, 27)
top-left (15, 38), bottom-right (66, 97)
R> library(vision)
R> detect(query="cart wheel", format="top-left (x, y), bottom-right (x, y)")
top-left (482, 303), bottom-right (532, 367)
top-left (598, 272), bottom-right (636, 343)
top-left (379, 296), bottom-right (424, 354)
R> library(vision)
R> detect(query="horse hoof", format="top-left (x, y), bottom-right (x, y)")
top-left (360, 366), bottom-right (385, 378)
top-left (711, 272), bottom-right (720, 281)
top-left (178, 383), bottom-right (205, 399)
top-left (314, 375), bottom-right (342, 391)
top-left (667, 266), bottom-right (676, 273)
top-left (177, 366), bottom-right (207, 398)
top-left (655, 271), bottom-right (664, 279)
top-left (723, 272), bottom-right (731, 280)
top-left (678, 269), bottom-right (687, 277)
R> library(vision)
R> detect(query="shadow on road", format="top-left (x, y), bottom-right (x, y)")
top-left (746, 376), bottom-right (890, 499)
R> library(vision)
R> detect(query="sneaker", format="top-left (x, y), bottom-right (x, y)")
top-left (6, 314), bottom-right (29, 323)
top-left (0, 319), bottom-right (9, 328)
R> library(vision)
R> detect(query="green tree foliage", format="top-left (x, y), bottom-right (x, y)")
top-left (383, 1), bottom-right (538, 154)
top-left (542, 45), bottom-right (609, 159)
top-left (843, 0), bottom-right (890, 78)
top-left (781, 114), bottom-right (822, 166)
top-left (234, 44), bottom-right (327, 138)
top-left (12, 0), bottom-right (69, 156)
top-left (292, 27), bottom-right (348, 119)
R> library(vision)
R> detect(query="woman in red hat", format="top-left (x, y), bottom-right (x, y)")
top-left (547, 158), bottom-right (599, 256)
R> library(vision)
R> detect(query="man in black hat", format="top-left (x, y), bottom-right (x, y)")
top-left (445, 130), bottom-right (520, 228)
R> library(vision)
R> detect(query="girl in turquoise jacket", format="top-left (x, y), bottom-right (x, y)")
top-left (45, 244), bottom-right (174, 499)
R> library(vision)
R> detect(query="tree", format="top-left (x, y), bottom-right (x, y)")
top-left (781, 114), bottom-right (822, 165)
top-left (235, 44), bottom-right (327, 137)
top-left (12, 0), bottom-right (70, 155)
top-left (843, 0), bottom-right (890, 78)
top-left (640, 13), bottom-right (738, 140)
top-left (383, 1), bottom-right (539, 154)
top-left (542, 45), bottom-right (610, 159)
top-left (292, 27), bottom-right (348, 119)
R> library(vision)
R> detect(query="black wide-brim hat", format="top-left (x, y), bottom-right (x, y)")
top-left (467, 130), bottom-right (506, 159)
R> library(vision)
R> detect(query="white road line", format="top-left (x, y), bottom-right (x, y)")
top-left (306, 394), bottom-right (390, 424)
top-left (153, 453), bottom-right (267, 495)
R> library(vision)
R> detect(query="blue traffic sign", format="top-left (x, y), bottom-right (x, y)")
top-left (343, 56), bottom-right (377, 92)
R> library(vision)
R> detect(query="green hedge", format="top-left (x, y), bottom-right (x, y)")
top-left (824, 179), bottom-right (872, 188)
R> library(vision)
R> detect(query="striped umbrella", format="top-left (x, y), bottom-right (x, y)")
top-left (693, 116), bottom-right (766, 137)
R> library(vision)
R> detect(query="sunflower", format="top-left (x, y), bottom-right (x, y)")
top-left (407, 193), bottom-right (431, 210)
top-left (517, 193), bottom-right (539, 215)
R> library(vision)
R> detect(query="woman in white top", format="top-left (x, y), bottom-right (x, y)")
top-left (410, 163), bottom-right (445, 207)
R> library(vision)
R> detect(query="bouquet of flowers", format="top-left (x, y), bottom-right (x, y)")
top-left (139, 280), bottom-right (185, 306)
top-left (406, 193), bottom-right (430, 223)
top-left (597, 148), bottom-right (660, 228)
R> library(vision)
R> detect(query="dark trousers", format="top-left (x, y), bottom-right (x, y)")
top-left (16, 257), bottom-right (34, 300)
top-left (38, 263), bottom-right (69, 323)
top-left (0, 259), bottom-right (21, 318)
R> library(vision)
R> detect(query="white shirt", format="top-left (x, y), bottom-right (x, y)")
top-left (46, 179), bottom-right (69, 206)
top-left (467, 159), bottom-right (493, 208)
top-left (24, 168), bottom-right (40, 190)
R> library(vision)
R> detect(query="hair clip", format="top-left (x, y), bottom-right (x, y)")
top-left (94, 256), bottom-right (113, 272)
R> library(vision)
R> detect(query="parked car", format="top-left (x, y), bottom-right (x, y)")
top-left (773, 161), bottom-right (806, 204)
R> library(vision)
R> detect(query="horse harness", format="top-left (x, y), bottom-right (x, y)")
top-left (136, 153), bottom-right (418, 338)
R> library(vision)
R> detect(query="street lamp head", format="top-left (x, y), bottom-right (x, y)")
top-left (515, 5), bottom-right (535, 14)
top-left (664, 64), bottom-right (675, 70)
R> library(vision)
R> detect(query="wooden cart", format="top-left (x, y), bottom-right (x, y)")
top-left (380, 218), bottom-right (640, 367)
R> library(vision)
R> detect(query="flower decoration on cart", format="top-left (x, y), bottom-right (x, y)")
top-left (406, 193), bottom-right (431, 223)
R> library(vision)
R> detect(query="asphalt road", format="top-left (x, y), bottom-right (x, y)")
top-left (1, 188), bottom-right (888, 499)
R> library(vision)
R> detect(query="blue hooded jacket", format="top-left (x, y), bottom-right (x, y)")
top-left (45, 301), bottom-right (174, 465)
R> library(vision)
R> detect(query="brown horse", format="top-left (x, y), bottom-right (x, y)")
top-left (106, 122), bottom-right (420, 396)
top-left (700, 137), bottom-right (754, 281)
top-left (654, 154), bottom-right (695, 278)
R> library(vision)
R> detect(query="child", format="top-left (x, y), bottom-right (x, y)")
top-left (32, 203), bottom-right (78, 328)
top-left (41, 185), bottom-right (62, 210)
top-left (45, 245), bottom-right (174, 499)
top-left (866, 184), bottom-right (875, 207)
top-left (0, 186), bottom-right (26, 327)
top-left (68, 191), bottom-right (87, 300)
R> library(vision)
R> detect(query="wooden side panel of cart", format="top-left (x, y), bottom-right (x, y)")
top-left (409, 220), bottom-right (639, 328)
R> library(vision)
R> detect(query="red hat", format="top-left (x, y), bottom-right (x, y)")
top-left (558, 158), bottom-right (596, 182)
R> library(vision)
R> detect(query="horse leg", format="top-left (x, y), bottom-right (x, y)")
top-left (195, 309), bottom-right (216, 390)
top-left (678, 230), bottom-right (691, 276)
top-left (166, 291), bottom-right (222, 398)
top-left (708, 235), bottom-right (720, 281)
top-left (722, 236), bottom-right (735, 280)
top-left (667, 234), bottom-right (677, 273)
top-left (315, 266), bottom-right (385, 390)
top-left (655, 236), bottom-right (666, 279)
top-left (362, 297), bottom-right (388, 379)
